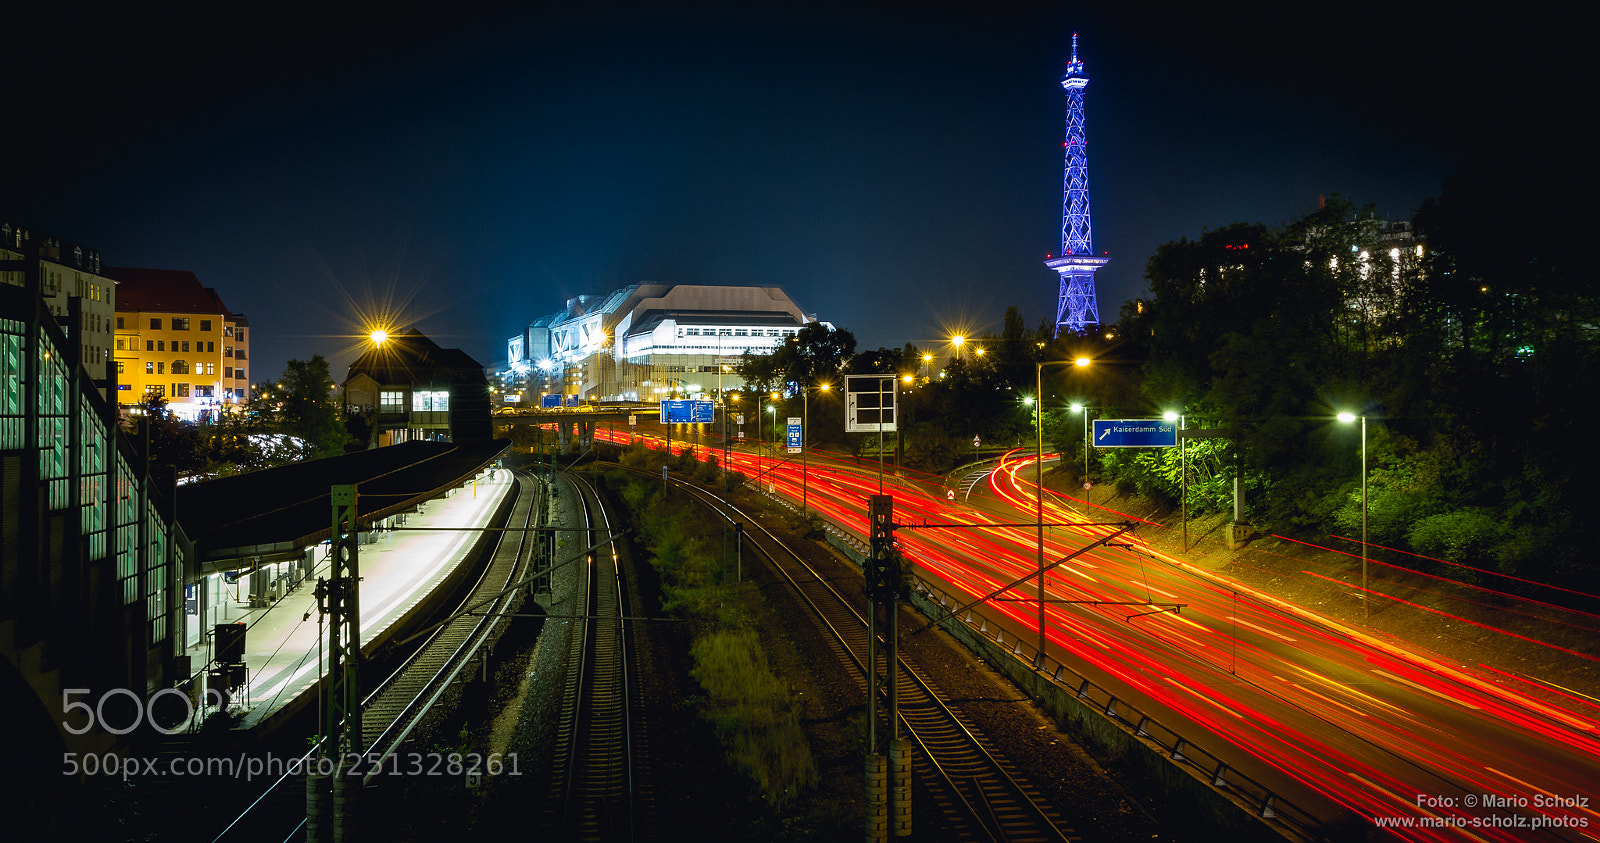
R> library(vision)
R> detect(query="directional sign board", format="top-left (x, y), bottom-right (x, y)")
top-left (541, 393), bottom-right (562, 409)
top-left (691, 400), bottom-right (714, 423)
top-left (660, 400), bottom-right (693, 424)
top-left (1092, 419), bottom-right (1178, 448)
top-left (787, 417), bottom-right (802, 453)
top-left (844, 374), bottom-right (897, 433)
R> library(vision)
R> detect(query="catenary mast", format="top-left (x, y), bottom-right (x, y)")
top-left (1047, 33), bottom-right (1108, 336)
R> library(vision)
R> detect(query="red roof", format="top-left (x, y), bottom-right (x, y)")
top-left (107, 267), bottom-right (236, 317)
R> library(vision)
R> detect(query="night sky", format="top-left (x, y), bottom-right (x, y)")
top-left (2, 3), bottom-right (1578, 380)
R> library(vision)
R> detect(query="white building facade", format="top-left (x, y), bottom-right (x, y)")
top-left (505, 283), bottom-right (829, 404)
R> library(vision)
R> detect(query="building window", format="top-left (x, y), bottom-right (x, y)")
top-left (116, 362), bottom-right (125, 374)
top-left (172, 360), bottom-right (189, 375)
top-left (145, 362), bottom-right (154, 374)
top-left (195, 386), bottom-right (213, 397)
top-left (200, 320), bottom-right (212, 332)
top-left (412, 390), bottom-right (450, 412)
top-left (116, 316), bottom-right (125, 330)
top-left (172, 317), bottom-right (190, 330)
top-left (180, 341), bottom-right (189, 352)
top-left (150, 318), bottom-right (162, 330)
top-left (146, 384), bottom-right (164, 399)
top-left (207, 342), bottom-right (215, 352)
top-left (380, 391), bottom-right (405, 413)
top-left (116, 339), bottom-right (125, 350)
top-left (174, 384), bottom-right (190, 397)
top-left (224, 367), bottom-right (233, 379)
top-left (204, 363), bottom-right (215, 376)
top-left (237, 329), bottom-right (246, 343)
top-left (157, 340), bottom-right (164, 352)
top-left (156, 362), bottom-right (164, 375)
top-left (146, 340), bottom-right (154, 351)
top-left (235, 367), bottom-right (244, 380)
top-left (225, 347), bottom-right (232, 358)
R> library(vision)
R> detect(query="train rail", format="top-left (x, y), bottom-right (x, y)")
top-left (649, 469), bottom-right (1076, 843)
top-left (211, 469), bottom-right (539, 842)
top-left (543, 469), bottom-right (649, 839)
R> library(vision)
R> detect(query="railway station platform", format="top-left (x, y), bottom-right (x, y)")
top-left (183, 467), bottom-right (516, 731)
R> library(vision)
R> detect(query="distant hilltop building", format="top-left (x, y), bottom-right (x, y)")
top-left (107, 267), bottom-right (251, 421)
top-left (504, 283), bottom-right (830, 405)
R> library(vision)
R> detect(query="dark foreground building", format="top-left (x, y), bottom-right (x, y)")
top-left (343, 328), bottom-right (491, 446)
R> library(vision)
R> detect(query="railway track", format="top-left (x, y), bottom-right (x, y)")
top-left (211, 468), bottom-right (537, 842)
top-left (656, 470), bottom-right (1077, 843)
top-left (543, 469), bottom-right (650, 840)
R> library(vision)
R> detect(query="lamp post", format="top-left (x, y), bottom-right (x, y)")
top-left (802, 383), bottom-right (829, 516)
top-left (1165, 411), bottom-right (1187, 551)
top-left (951, 335), bottom-right (965, 362)
top-left (1031, 357), bottom-right (1091, 665)
top-left (1338, 412), bottom-right (1368, 619)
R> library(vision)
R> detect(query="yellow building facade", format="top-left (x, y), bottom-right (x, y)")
top-left (110, 268), bottom-right (250, 421)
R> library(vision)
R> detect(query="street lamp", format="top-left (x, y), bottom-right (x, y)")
top-left (951, 335), bottom-right (965, 362)
top-left (1338, 412), bottom-right (1368, 620)
top-left (1032, 357), bottom-right (1093, 665)
top-left (1165, 410), bottom-right (1187, 550)
top-left (802, 383), bottom-right (830, 515)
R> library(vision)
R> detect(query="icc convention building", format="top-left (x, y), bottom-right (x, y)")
top-left (503, 283), bottom-right (830, 405)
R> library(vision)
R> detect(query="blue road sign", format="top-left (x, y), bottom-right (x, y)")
top-left (787, 418), bottom-right (802, 453)
top-left (692, 400), bottom-right (715, 423)
top-left (660, 400), bottom-right (692, 423)
top-left (541, 394), bottom-right (562, 408)
top-left (1092, 419), bottom-right (1178, 448)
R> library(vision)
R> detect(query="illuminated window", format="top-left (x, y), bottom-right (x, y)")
top-left (412, 390), bottom-right (450, 412)
top-left (380, 391), bottom-right (405, 413)
top-left (145, 362), bottom-right (153, 374)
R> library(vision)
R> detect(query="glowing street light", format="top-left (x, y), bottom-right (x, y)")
top-left (951, 335), bottom-right (965, 361)
top-left (801, 383), bottom-right (830, 515)
top-left (1032, 357), bottom-right (1092, 665)
top-left (1338, 412), bottom-right (1368, 619)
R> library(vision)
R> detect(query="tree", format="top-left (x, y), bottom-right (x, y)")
top-left (252, 355), bottom-right (348, 459)
top-left (736, 323), bottom-right (856, 391)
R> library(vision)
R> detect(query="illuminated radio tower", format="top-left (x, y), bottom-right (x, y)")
top-left (1046, 33), bottom-right (1108, 336)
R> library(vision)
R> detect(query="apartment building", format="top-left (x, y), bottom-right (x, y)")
top-left (0, 222), bottom-right (117, 399)
top-left (108, 267), bottom-right (251, 421)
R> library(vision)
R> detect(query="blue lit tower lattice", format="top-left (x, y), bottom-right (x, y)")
top-left (1046, 33), bottom-right (1109, 336)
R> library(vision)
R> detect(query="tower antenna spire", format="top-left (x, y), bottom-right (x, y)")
top-left (1046, 33), bottom-right (1107, 336)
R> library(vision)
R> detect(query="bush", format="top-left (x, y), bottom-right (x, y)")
top-left (690, 630), bottom-right (818, 806)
